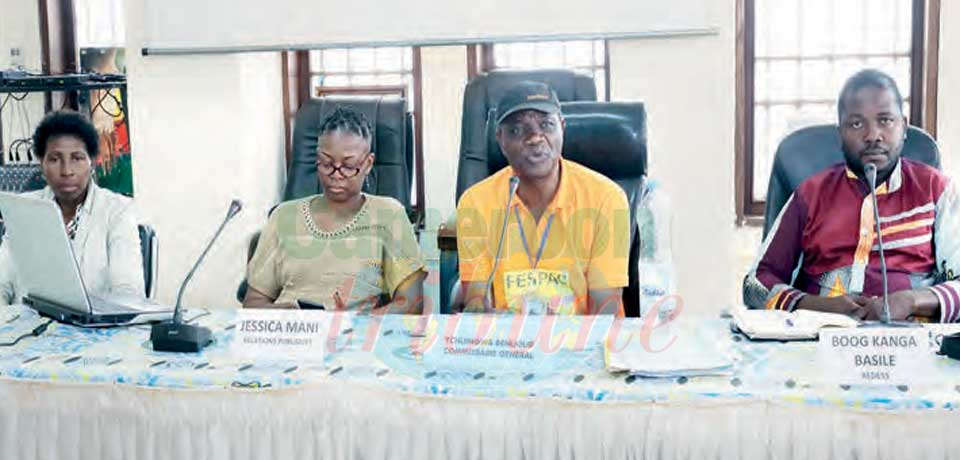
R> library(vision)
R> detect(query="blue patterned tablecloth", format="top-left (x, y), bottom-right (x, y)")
top-left (2, 304), bottom-right (960, 412)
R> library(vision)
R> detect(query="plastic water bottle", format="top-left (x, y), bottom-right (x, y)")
top-left (635, 179), bottom-right (676, 320)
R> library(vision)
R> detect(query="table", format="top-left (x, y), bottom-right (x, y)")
top-left (1, 304), bottom-right (959, 460)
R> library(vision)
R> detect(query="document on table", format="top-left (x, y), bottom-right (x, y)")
top-left (605, 318), bottom-right (737, 377)
top-left (730, 308), bottom-right (859, 341)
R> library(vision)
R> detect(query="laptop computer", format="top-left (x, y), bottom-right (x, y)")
top-left (0, 192), bottom-right (173, 326)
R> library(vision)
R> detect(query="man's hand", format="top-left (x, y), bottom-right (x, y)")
top-left (795, 295), bottom-right (871, 319)
top-left (860, 289), bottom-right (941, 321)
top-left (860, 291), bottom-right (913, 321)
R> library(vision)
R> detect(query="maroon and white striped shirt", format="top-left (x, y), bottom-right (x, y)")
top-left (744, 158), bottom-right (960, 322)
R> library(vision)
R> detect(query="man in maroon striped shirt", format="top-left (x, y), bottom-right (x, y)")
top-left (744, 69), bottom-right (960, 322)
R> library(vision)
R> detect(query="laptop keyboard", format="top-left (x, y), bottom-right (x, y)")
top-left (89, 294), bottom-right (167, 314)
top-left (89, 297), bottom-right (136, 314)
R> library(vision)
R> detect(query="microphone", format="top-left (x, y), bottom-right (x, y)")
top-left (151, 199), bottom-right (243, 352)
top-left (480, 176), bottom-right (519, 311)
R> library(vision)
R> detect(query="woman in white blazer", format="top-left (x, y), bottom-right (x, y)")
top-left (0, 111), bottom-right (144, 305)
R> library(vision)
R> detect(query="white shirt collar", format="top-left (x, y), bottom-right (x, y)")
top-left (40, 180), bottom-right (98, 216)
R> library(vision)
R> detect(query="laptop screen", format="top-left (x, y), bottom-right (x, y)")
top-left (0, 192), bottom-right (93, 313)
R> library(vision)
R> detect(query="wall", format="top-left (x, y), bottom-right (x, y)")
top-left (124, 0), bottom-right (286, 308)
top-left (420, 46), bottom-right (467, 222)
top-left (938, 0), bottom-right (960, 177)
top-left (13, 0), bottom-right (957, 312)
top-left (0, 0), bottom-right (46, 161)
top-left (125, 43), bottom-right (466, 311)
top-left (142, 0), bottom-right (711, 51)
top-left (608, 0), bottom-right (752, 313)
top-left (120, 0), bottom-right (760, 313)
top-left (0, 0), bottom-right (43, 74)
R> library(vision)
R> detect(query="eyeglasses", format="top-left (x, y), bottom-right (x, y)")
top-left (317, 155), bottom-right (369, 178)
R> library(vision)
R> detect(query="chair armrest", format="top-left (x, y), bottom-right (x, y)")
top-left (137, 224), bottom-right (158, 299)
top-left (246, 231), bottom-right (262, 261)
top-left (437, 210), bottom-right (457, 252)
top-left (237, 230), bottom-right (263, 303)
top-left (438, 210), bottom-right (459, 313)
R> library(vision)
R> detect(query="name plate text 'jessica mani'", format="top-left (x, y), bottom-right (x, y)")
top-left (233, 309), bottom-right (338, 361)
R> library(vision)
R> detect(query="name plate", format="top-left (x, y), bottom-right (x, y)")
top-left (817, 328), bottom-right (935, 385)
top-left (385, 314), bottom-right (612, 375)
top-left (233, 309), bottom-right (334, 361)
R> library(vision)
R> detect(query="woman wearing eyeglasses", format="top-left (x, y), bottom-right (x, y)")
top-left (242, 107), bottom-right (426, 313)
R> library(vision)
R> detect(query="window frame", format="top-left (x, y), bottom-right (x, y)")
top-left (735, 0), bottom-right (940, 224)
top-left (472, 40), bottom-right (611, 101)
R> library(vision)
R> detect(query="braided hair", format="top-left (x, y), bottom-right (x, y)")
top-left (318, 106), bottom-right (373, 147)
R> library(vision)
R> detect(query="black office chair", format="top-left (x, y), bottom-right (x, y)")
top-left (440, 70), bottom-right (599, 312)
top-left (440, 101), bottom-right (650, 316)
top-left (237, 95), bottom-right (415, 302)
top-left (762, 124), bottom-right (941, 237)
top-left (456, 69), bottom-right (599, 201)
top-left (285, 96), bottom-right (414, 212)
top-left (0, 164), bottom-right (158, 298)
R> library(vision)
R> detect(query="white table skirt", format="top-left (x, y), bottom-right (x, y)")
top-left (2, 378), bottom-right (957, 460)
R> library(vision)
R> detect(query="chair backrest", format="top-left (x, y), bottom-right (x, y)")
top-left (482, 101), bottom-right (649, 316)
top-left (456, 69), bottom-right (598, 200)
top-left (138, 224), bottom-right (157, 298)
top-left (285, 96), bottom-right (414, 214)
top-left (0, 165), bottom-right (46, 192)
top-left (762, 124), bottom-right (941, 237)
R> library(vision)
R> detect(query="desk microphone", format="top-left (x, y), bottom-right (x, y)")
top-left (863, 164), bottom-right (915, 328)
top-left (481, 176), bottom-right (519, 311)
top-left (151, 199), bottom-right (243, 352)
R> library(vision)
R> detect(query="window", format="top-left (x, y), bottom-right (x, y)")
top-left (309, 47), bottom-right (417, 104)
top-left (737, 0), bottom-right (937, 220)
top-left (74, 0), bottom-right (125, 48)
top-left (479, 40), bottom-right (610, 101)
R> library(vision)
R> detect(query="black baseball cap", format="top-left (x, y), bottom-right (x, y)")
top-left (495, 81), bottom-right (561, 125)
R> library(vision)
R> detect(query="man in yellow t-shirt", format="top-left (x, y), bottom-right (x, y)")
top-left (456, 81), bottom-right (630, 316)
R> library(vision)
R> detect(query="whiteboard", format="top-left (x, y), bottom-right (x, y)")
top-left (143, 0), bottom-right (714, 54)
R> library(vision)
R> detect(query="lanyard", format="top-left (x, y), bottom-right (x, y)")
top-left (514, 207), bottom-right (554, 269)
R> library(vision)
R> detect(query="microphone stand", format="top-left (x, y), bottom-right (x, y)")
top-left (151, 200), bottom-right (243, 351)
top-left (860, 164), bottom-right (917, 328)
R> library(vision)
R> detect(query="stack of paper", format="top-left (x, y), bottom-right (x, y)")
top-left (605, 319), bottom-right (737, 377)
top-left (730, 308), bottom-right (859, 341)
